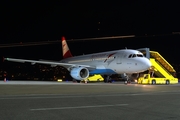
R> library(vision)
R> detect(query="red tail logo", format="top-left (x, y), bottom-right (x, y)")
top-left (62, 36), bottom-right (73, 59)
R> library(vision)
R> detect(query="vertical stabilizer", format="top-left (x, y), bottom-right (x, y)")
top-left (62, 36), bottom-right (73, 58)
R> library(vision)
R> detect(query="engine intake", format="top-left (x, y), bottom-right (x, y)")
top-left (70, 67), bottom-right (89, 80)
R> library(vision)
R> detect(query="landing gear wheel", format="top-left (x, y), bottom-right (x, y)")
top-left (127, 80), bottom-right (131, 84)
top-left (124, 80), bottom-right (131, 85)
top-left (103, 75), bottom-right (111, 83)
top-left (124, 81), bottom-right (128, 84)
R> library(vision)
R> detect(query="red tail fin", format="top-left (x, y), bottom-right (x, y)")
top-left (62, 36), bottom-right (73, 59)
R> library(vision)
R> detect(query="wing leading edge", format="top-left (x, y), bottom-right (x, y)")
top-left (4, 58), bottom-right (96, 70)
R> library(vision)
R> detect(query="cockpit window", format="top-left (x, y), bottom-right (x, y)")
top-left (137, 54), bottom-right (143, 57)
top-left (128, 54), bottom-right (144, 58)
top-left (132, 54), bottom-right (136, 58)
top-left (128, 54), bottom-right (132, 58)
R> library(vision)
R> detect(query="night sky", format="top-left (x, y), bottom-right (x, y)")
top-left (1, 1), bottom-right (180, 64)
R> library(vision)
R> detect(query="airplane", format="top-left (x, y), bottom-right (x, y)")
top-left (3, 36), bottom-right (151, 84)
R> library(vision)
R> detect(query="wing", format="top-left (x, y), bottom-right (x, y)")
top-left (4, 58), bottom-right (96, 70)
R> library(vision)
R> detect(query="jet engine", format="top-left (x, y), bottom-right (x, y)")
top-left (70, 67), bottom-right (89, 80)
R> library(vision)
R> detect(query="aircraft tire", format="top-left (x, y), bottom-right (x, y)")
top-left (124, 81), bottom-right (128, 85)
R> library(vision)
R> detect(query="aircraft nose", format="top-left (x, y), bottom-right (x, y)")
top-left (142, 58), bottom-right (151, 69)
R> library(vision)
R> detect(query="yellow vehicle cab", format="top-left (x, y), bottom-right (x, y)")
top-left (138, 73), bottom-right (178, 85)
top-left (82, 74), bottom-right (104, 83)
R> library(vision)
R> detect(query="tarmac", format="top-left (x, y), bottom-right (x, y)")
top-left (0, 80), bottom-right (180, 120)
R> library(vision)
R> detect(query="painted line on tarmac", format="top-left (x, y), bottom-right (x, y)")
top-left (30, 104), bottom-right (129, 111)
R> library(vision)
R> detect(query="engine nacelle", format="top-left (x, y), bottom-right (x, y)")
top-left (70, 67), bottom-right (89, 80)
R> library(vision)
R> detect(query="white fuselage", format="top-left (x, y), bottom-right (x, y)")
top-left (60, 49), bottom-right (151, 75)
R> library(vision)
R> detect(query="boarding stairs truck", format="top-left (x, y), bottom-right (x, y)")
top-left (137, 50), bottom-right (178, 85)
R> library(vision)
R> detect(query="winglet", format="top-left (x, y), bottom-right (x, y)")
top-left (61, 36), bottom-right (73, 59)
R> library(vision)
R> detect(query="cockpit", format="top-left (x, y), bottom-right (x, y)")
top-left (128, 54), bottom-right (144, 58)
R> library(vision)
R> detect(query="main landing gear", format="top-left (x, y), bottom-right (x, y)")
top-left (103, 75), bottom-right (112, 83)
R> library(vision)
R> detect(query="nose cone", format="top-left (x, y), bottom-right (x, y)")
top-left (141, 58), bottom-right (152, 70)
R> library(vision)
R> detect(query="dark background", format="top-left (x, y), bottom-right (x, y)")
top-left (1, 1), bottom-right (180, 78)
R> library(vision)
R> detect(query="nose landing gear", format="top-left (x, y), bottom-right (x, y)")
top-left (124, 73), bottom-right (131, 85)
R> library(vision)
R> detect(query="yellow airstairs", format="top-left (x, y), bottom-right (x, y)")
top-left (138, 50), bottom-right (178, 84)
